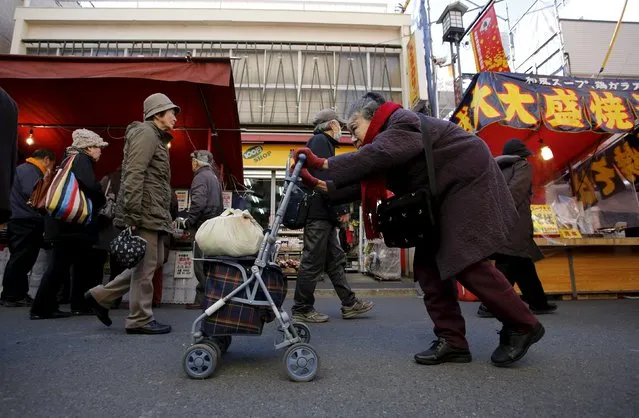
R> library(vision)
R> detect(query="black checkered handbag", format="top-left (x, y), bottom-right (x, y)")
top-left (109, 227), bottom-right (147, 269)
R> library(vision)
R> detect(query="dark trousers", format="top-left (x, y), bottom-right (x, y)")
top-left (31, 240), bottom-right (96, 314)
top-left (1, 219), bottom-right (43, 301)
top-left (494, 254), bottom-right (549, 308)
top-left (292, 219), bottom-right (356, 314)
top-left (415, 246), bottom-right (538, 350)
top-left (193, 241), bottom-right (205, 305)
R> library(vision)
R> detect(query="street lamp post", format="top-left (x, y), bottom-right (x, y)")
top-left (436, 1), bottom-right (468, 106)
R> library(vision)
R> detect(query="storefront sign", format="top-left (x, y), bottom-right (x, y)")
top-left (242, 144), bottom-right (355, 168)
top-left (174, 250), bottom-right (194, 279)
top-left (451, 73), bottom-right (638, 134)
top-left (407, 34), bottom-right (420, 109)
top-left (571, 137), bottom-right (639, 206)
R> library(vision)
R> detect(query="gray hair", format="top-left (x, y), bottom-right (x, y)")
top-left (313, 120), bottom-right (334, 134)
top-left (346, 97), bottom-right (381, 122)
top-left (193, 159), bottom-right (209, 168)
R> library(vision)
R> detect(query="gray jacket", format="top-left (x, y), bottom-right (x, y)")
top-left (495, 155), bottom-right (544, 261)
top-left (188, 165), bottom-right (223, 229)
top-left (114, 121), bottom-right (173, 233)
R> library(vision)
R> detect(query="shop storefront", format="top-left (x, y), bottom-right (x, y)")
top-left (239, 139), bottom-right (363, 277)
top-left (451, 72), bottom-right (639, 298)
top-left (0, 54), bottom-right (245, 304)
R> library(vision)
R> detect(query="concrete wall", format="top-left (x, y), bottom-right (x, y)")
top-left (0, 0), bottom-right (20, 53)
top-left (12, 7), bottom-right (410, 53)
top-left (561, 19), bottom-right (639, 78)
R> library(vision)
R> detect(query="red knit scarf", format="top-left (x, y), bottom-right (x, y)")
top-left (360, 102), bottom-right (402, 239)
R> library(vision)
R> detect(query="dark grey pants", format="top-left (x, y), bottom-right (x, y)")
top-left (193, 242), bottom-right (206, 305)
top-left (292, 219), bottom-right (355, 314)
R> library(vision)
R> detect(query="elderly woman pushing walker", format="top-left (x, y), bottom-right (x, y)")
top-left (292, 94), bottom-right (545, 367)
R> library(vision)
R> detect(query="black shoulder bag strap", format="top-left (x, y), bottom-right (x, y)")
top-left (419, 117), bottom-right (438, 226)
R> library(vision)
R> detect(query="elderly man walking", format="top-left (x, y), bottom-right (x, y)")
top-left (85, 93), bottom-right (179, 335)
top-left (291, 109), bottom-right (374, 323)
top-left (185, 150), bottom-right (224, 309)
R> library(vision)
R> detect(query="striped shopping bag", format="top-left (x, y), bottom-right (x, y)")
top-left (45, 155), bottom-right (93, 225)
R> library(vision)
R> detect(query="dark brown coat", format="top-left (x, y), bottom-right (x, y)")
top-left (327, 109), bottom-right (518, 280)
top-left (494, 155), bottom-right (544, 261)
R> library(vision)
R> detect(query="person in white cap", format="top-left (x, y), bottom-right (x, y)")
top-left (85, 93), bottom-right (178, 335)
top-left (30, 129), bottom-right (108, 320)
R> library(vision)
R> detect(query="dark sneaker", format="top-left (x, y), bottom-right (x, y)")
top-left (0, 296), bottom-right (33, 307)
top-left (84, 291), bottom-right (112, 327)
top-left (477, 303), bottom-right (495, 318)
top-left (126, 320), bottom-right (172, 335)
top-left (292, 310), bottom-right (329, 323)
top-left (531, 303), bottom-right (557, 315)
top-left (414, 338), bottom-right (472, 365)
top-left (30, 310), bottom-right (73, 320)
top-left (341, 299), bottom-right (374, 319)
top-left (491, 322), bottom-right (545, 367)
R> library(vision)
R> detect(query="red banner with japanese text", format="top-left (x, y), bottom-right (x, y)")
top-left (470, 4), bottom-right (510, 72)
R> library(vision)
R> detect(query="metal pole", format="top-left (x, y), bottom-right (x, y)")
top-left (426, 0), bottom-right (438, 118)
top-left (506, 1), bottom-right (515, 70)
top-left (553, 0), bottom-right (568, 75)
top-left (420, 0), bottom-right (437, 117)
top-left (455, 42), bottom-right (464, 106)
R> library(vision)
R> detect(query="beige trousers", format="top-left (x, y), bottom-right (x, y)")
top-left (90, 228), bottom-right (163, 329)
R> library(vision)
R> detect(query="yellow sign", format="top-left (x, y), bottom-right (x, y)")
top-left (407, 34), bottom-right (420, 109)
top-left (560, 229), bottom-right (582, 239)
top-left (531, 204), bottom-right (560, 237)
top-left (242, 143), bottom-right (355, 168)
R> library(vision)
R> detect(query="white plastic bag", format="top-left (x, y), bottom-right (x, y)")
top-left (195, 209), bottom-right (264, 257)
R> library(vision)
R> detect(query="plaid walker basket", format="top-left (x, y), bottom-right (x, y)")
top-left (182, 153), bottom-right (319, 382)
top-left (201, 257), bottom-right (287, 336)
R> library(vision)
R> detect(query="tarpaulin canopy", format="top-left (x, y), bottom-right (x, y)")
top-left (450, 72), bottom-right (639, 195)
top-left (0, 55), bottom-right (244, 188)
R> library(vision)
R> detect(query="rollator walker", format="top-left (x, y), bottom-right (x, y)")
top-left (182, 154), bottom-right (319, 382)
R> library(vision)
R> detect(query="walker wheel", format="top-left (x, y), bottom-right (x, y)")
top-left (183, 343), bottom-right (220, 379)
top-left (283, 343), bottom-right (319, 382)
top-left (291, 323), bottom-right (311, 344)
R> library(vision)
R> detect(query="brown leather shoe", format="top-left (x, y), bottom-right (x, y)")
top-left (185, 302), bottom-right (202, 310)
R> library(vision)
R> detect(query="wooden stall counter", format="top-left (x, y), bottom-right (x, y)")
top-left (533, 237), bottom-right (639, 299)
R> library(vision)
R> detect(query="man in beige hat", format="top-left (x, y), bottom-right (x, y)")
top-left (85, 93), bottom-right (179, 334)
top-left (291, 109), bottom-right (374, 323)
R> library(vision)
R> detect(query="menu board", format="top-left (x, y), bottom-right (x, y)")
top-left (174, 250), bottom-right (194, 279)
top-left (175, 189), bottom-right (190, 212)
top-left (531, 205), bottom-right (560, 237)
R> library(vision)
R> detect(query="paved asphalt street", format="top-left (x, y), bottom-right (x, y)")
top-left (1, 297), bottom-right (638, 418)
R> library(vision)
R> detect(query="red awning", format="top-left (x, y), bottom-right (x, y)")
top-left (0, 55), bottom-right (243, 188)
top-left (450, 72), bottom-right (639, 201)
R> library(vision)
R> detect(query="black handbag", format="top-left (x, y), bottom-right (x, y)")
top-left (376, 117), bottom-right (438, 249)
top-left (109, 227), bottom-right (147, 269)
top-left (282, 183), bottom-right (313, 230)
